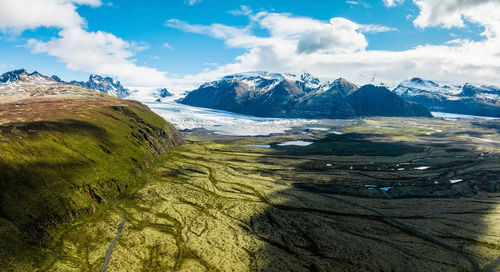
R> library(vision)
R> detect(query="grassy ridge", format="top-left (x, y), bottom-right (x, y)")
top-left (0, 97), bottom-right (182, 271)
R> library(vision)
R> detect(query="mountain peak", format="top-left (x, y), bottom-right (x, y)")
top-left (13, 68), bottom-right (28, 75)
top-left (159, 88), bottom-right (172, 98)
top-left (89, 74), bottom-right (115, 83)
top-left (394, 77), bottom-right (461, 97)
top-left (72, 74), bottom-right (130, 98)
top-left (333, 77), bottom-right (352, 85)
top-left (222, 71), bottom-right (284, 81)
top-left (0, 69), bottom-right (29, 83)
top-left (29, 71), bottom-right (43, 77)
top-left (298, 72), bottom-right (320, 85)
top-left (0, 68), bottom-right (61, 85)
top-left (409, 77), bottom-right (424, 84)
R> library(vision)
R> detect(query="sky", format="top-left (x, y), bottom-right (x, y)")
top-left (0, 0), bottom-right (500, 89)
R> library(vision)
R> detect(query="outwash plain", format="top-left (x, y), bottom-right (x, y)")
top-left (12, 115), bottom-right (500, 272)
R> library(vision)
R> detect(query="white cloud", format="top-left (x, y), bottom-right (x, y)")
top-left (0, 0), bottom-right (100, 34)
top-left (184, 0), bottom-right (201, 6)
top-left (166, 19), bottom-right (251, 41)
top-left (168, 5), bottom-right (500, 88)
top-left (229, 5), bottom-right (252, 16)
top-left (163, 42), bottom-right (174, 49)
top-left (167, 13), bottom-right (391, 55)
top-left (346, 1), bottom-right (371, 8)
top-left (0, 0), bottom-right (169, 86)
top-left (383, 0), bottom-right (404, 7)
top-left (27, 27), bottom-right (167, 86)
top-left (413, 0), bottom-right (500, 37)
top-left (359, 24), bottom-right (398, 33)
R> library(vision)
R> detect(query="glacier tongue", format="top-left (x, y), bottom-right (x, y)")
top-left (145, 99), bottom-right (326, 136)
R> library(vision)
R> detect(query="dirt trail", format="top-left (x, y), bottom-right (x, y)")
top-left (100, 173), bottom-right (151, 272)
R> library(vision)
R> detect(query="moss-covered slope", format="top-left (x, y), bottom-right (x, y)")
top-left (0, 95), bottom-right (182, 270)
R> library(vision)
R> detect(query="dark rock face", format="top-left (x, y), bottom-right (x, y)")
top-left (292, 78), bottom-right (357, 118)
top-left (71, 75), bottom-right (131, 98)
top-left (394, 78), bottom-right (500, 117)
top-left (159, 88), bottom-right (172, 98)
top-left (347, 85), bottom-right (433, 117)
top-left (51, 75), bottom-right (63, 82)
top-left (250, 79), bottom-right (306, 117)
top-left (0, 69), bottom-right (29, 83)
top-left (180, 72), bottom-right (432, 118)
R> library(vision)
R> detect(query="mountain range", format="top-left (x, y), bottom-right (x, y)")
top-left (70, 74), bottom-right (131, 98)
top-left (0, 69), bottom-right (170, 100)
top-left (2, 69), bottom-right (499, 118)
top-left (394, 78), bottom-right (500, 117)
top-left (0, 68), bottom-right (61, 85)
top-left (180, 71), bottom-right (432, 118)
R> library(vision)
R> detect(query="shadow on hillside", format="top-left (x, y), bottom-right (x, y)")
top-left (243, 132), bottom-right (500, 271)
top-left (0, 119), bottom-right (114, 146)
top-left (472, 120), bottom-right (500, 134)
top-left (268, 132), bottom-right (426, 156)
top-left (0, 119), bottom-right (119, 240)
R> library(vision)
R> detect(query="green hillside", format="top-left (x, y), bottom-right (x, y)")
top-left (0, 95), bottom-right (182, 271)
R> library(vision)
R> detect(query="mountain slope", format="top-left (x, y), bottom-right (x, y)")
top-left (347, 85), bottom-right (433, 117)
top-left (180, 72), bottom-right (432, 118)
top-left (250, 79), bottom-right (307, 117)
top-left (292, 78), bottom-right (358, 118)
top-left (0, 81), bottom-right (182, 270)
top-left (394, 78), bottom-right (500, 117)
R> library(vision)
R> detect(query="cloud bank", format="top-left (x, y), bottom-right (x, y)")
top-left (168, 0), bottom-right (500, 87)
top-left (2, 0), bottom-right (500, 89)
top-left (0, 0), bottom-right (168, 86)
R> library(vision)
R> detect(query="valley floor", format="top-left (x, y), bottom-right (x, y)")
top-left (35, 117), bottom-right (500, 271)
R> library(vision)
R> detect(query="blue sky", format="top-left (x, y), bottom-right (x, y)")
top-left (0, 0), bottom-right (498, 87)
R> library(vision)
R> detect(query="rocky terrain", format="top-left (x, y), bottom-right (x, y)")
top-left (180, 71), bottom-right (432, 118)
top-left (0, 76), bottom-right (182, 271)
top-left (393, 77), bottom-right (500, 117)
top-left (70, 74), bottom-right (131, 98)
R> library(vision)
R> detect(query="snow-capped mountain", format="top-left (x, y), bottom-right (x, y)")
top-left (0, 69), bottom-right (131, 99)
top-left (71, 75), bottom-right (131, 98)
top-left (0, 69), bottom-right (59, 86)
top-left (180, 72), bottom-right (431, 118)
top-left (394, 78), bottom-right (500, 117)
top-left (158, 88), bottom-right (172, 98)
top-left (205, 71), bottom-right (322, 93)
top-left (0, 69), bottom-right (114, 101)
top-left (394, 78), bottom-right (462, 98)
top-left (0, 69), bottom-right (29, 84)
